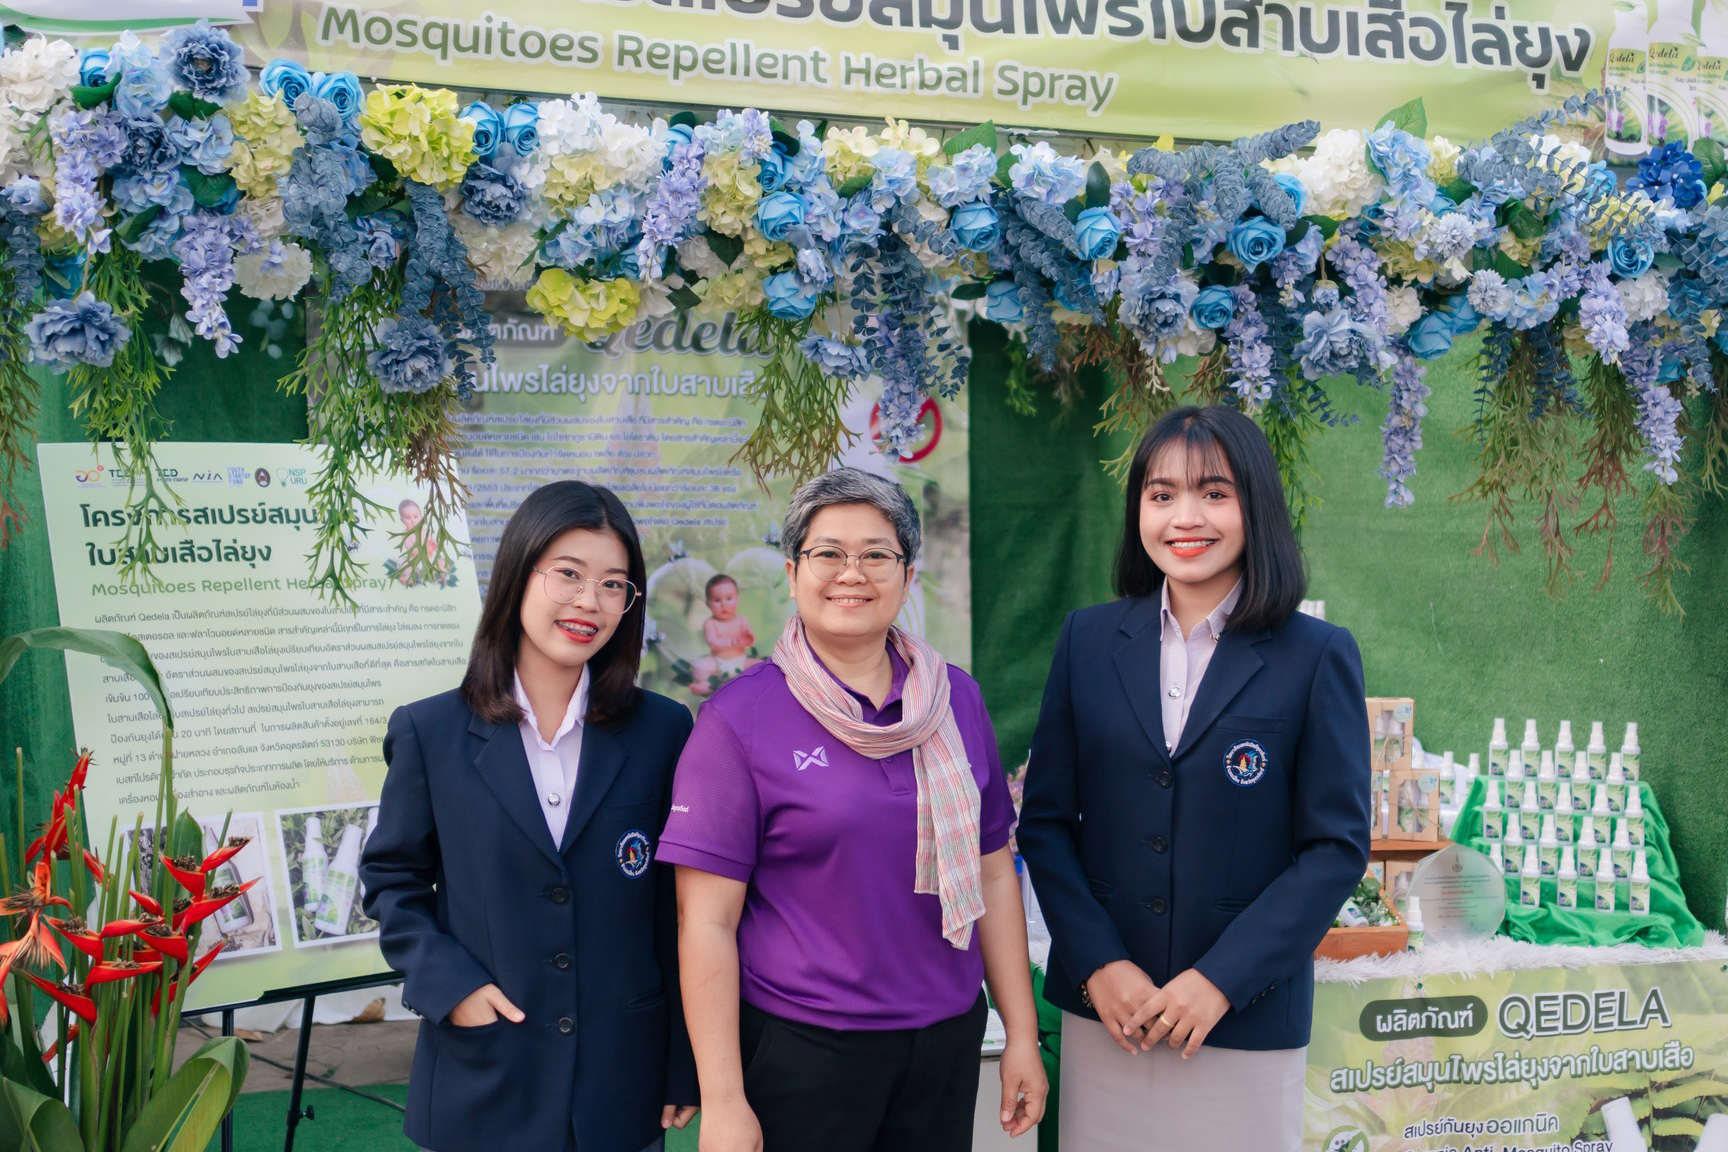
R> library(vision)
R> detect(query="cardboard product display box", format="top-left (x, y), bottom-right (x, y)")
top-left (1389, 765), bottom-right (1442, 842)
top-left (1316, 877), bottom-right (1410, 961)
top-left (1366, 697), bottom-right (1416, 770)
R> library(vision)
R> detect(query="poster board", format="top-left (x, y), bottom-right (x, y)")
top-left (36, 440), bottom-right (479, 1012)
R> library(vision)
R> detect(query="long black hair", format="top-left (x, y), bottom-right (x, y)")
top-left (1113, 405), bottom-right (1305, 633)
top-left (461, 481), bottom-right (648, 727)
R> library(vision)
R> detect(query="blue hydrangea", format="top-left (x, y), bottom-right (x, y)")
top-left (927, 145), bottom-right (998, 209)
top-left (26, 291), bottom-right (132, 368)
top-left (1008, 142), bottom-right (1086, 206)
top-left (798, 334), bottom-right (870, 377)
top-left (1295, 307), bottom-right (1376, 379)
top-left (166, 113), bottom-right (234, 175)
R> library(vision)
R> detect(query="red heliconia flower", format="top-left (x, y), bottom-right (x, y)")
top-left (161, 856), bottom-right (207, 900)
top-left (0, 860), bottom-right (72, 1021)
top-left (191, 939), bottom-right (224, 980)
top-left (136, 927), bottom-right (190, 964)
top-left (128, 889), bottom-right (163, 916)
top-left (68, 748), bottom-right (91, 792)
top-left (99, 918), bottom-right (155, 940)
top-left (42, 1023), bottom-right (80, 1063)
top-left (173, 879), bottom-right (257, 931)
top-left (48, 918), bottom-right (104, 962)
top-left (82, 849), bottom-right (105, 882)
top-left (24, 974), bottom-right (97, 1024)
top-left (201, 838), bottom-right (251, 872)
top-left (85, 958), bottom-right (164, 987)
top-left (23, 752), bottom-right (92, 866)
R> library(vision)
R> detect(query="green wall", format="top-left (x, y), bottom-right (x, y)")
top-left (968, 322), bottom-right (1728, 931)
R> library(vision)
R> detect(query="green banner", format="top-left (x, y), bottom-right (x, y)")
top-left (226, 0), bottom-right (1617, 139)
top-left (1307, 957), bottom-right (1728, 1151)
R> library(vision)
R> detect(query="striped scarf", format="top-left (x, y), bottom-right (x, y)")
top-left (772, 616), bottom-right (984, 949)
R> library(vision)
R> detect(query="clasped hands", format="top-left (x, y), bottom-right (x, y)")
top-left (1084, 961), bottom-right (1230, 1059)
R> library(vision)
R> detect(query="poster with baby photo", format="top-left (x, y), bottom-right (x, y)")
top-left (122, 813), bottom-right (282, 962)
top-left (276, 803), bottom-right (381, 947)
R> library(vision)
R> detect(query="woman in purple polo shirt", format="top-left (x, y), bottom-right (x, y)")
top-left (661, 467), bottom-right (1047, 1152)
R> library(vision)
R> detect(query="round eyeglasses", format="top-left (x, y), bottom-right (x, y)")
top-left (796, 546), bottom-right (908, 583)
top-left (533, 566), bottom-right (639, 613)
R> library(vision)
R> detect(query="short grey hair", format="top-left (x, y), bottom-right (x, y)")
top-left (781, 467), bottom-right (921, 564)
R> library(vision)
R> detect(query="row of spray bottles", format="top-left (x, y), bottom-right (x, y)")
top-left (300, 810), bottom-right (378, 937)
top-left (1606, 0), bottom-right (1728, 156)
top-left (1483, 719), bottom-right (1651, 917)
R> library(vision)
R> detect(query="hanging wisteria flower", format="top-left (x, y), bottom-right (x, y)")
top-left (359, 85), bottom-right (476, 190)
top-left (1577, 260), bottom-right (1630, 365)
top-left (49, 108), bottom-right (125, 251)
top-left (162, 21), bottom-right (248, 104)
top-left (369, 315), bottom-right (450, 393)
top-left (1379, 345), bottom-right (1431, 507)
top-left (459, 163), bottom-right (528, 226)
top-left (1221, 287), bottom-right (1275, 407)
top-left (26, 291), bottom-right (131, 368)
top-left (175, 211), bottom-right (259, 356)
top-left (1008, 141), bottom-right (1086, 206)
top-left (231, 239), bottom-right (313, 300)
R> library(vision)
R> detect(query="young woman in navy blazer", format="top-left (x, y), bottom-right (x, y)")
top-left (360, 482), bottom-right (698, 1152)
top-left (1018, 406), bottom-right (1372, 1151)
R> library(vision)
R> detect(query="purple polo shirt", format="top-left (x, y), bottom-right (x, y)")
top-left (657, 646), bottom-right (1016, 1030)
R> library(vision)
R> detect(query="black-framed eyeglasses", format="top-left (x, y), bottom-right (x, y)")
top-left (533, 566), bottom-right (639, 612)
top-left (795, 546), bottom-right (908, 583)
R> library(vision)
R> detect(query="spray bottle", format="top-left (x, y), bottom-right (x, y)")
top-left (1626, 786), bottom-right (1647, 848)
top-left (1505, 751), bottom-right (1528, 810)
top-left (1620, 721), bottom-right (1641, 782)
top-left (1554, 720), bottom-right (1576, 774)
top-left (1481, 779), bottom-right (1504, 843)
top-left (1518, 787), bottom-right (1541, 843)
top-left (1438, 750), bottom-right (1457, 807)
top-left (1606, 0), bottom-right (1653, 157)
top-left (1556, 845), bottom-right (1579, 910)
top-left (1404, 895), bottom-right (1424, 952)
top-left (1591, 783), bottom-right (1613, 844)
top-left (1595, 844), bottom-right (1619, 913)
top-left (301, 814), bottom-right (329, 921)
top-left (1628, 848), bottom-right (1652, 915)
top-left (1587, 721), bottom-right (1608, 781)
top-left (1519, 719), bottom-right (1542, 779)
top-left (1504, 819), bottom-right (1526, 878)
top-left (1536, 750), bottom-right (1558, 812)
top-left (1606, 752), bottom-right (1629, 815)
top-left (1488, 717), bottom-right (1509, 779)
top-left (1578, 818), bottom-right (1603, 878)
top-left (1539, 814), bottom-right (1560, 877)
top-left (1555, 782), bottom-right (1575, 844)
top-left (313, 821), bottom-right (364, 937)
top-left (1648, 0), bottom-right (1702, 146)
top-left (1519, 845), bottom-right (1542, 909)
top-left (1612, 819), bottom-right (1634, 879)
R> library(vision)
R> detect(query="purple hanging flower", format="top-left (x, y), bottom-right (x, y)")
top-left (1379, 344), bottom-right (1431, 507)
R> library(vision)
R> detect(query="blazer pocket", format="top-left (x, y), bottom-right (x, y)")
top-left (1217, 713), bottom-right (1286, 733)
top-left (1212, 897), bottom-right (1253, 914)
top-left (1086, 876), bottom-right (1113, 898)
top-left (625, 987), bottom-right (667, 1011)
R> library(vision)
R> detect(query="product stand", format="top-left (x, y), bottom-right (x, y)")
top-left (199, 971), bottom-right (404, 1152)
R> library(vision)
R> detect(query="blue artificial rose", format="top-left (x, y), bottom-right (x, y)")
top-left (665, 123), bottom-right (694, 154)
top-left (461, 101), bottom-right (503, 160)
top-left (460, 164), bottom-right (527, 227)
top-left (755, 190), bottom-right (806, 241)
top-left (763, 270), bottom-right (818, 321)
top-left (756, 146), bottom-right (787, 193)
top-left (1441, 296), bottom-right (1481, 336)
top-left (1189, 286), bottom-right (1236, 330)
top-left (1404, 311), bottom-right (1456, 359)
top-left (116, 116), bottom-right (177, 175)
top-left (1608, 237), bottom-right (1656, 279)
top-left (1074, 206), bottom-right (1123, 261)
top-left (950, 202), bottom-right (1001, 252)
top-left (502, 102), bottom-right (540, 159)
top-left (1, 177), bottom-right (50, 217)
top-left (1226, 217), bottom-right (1287, 269)
top-left (1657, 356), bottom-right (1684, 383)
top-left (985, 279), bottom-right (1023, 323)
top-left (78, 49), bottom-right (110, 89)
top-left (314, 72), bottom-right (364, 127)
top-left (1272, 173), bottom-right (1307, 217)
top-left (260, 59), bottom-right (313, 109)
top-left (162, 20), bottom-right (248, 104)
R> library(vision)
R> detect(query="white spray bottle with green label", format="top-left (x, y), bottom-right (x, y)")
top-left (1621, 722), bottom-right (1641, 781)
top-left (301, 815), bottom-right (329, 920)
top-left (1481, 778), bottom-right (1504, 842)
top-left (1579, 818), bottom-right (1603, 878)
top-left (1607, 0), bottom-right (1653, 156)
top-left (1519, 787), bottom-right (1541, 843)
top-left (1556, 845), bottom-right (1579, 910)
top-left (313, 822), bottom-right (364, 937)
top-left (1591, 783), bottom-right (1613, 844)
top-left (1607, 752), bottom-right (1629, 814)
top-left (1505, 750), bottom-right (1527, 809)
top-left (1536, 750), bottom-right (1558, 812)
top-left (1404, 895), bottom-right (1424, 952)
top-left (1488, 717), bottom-right (1509, 778)
top-left (1587, 721), bottom-right (1608, 781)
top-left (1629, 848), bottom-right (1652, 915)
top-left (1612, 819), bottom-right (1634, 879)
top-left (1555, 782), bottom-right (1575, 843)
top-left (1519, 846), bottom-right (1542, 909)
top-left (1519, 719), bottom-right (1541, 778)
top-left (1626, 786), bottom-right (1646, 848)
top-left (1539, 814), bottom-right (1560, 877)
top-left (1504, 819), bottom-right (1525, 878)
top-left (1595, 843), bottom-right (1619, 912)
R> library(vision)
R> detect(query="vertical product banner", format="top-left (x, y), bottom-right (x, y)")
top-left (1306, 958), bottom-right (1728, 1152)
top-left (36, 441), bottom-right (481, 1011)
top-left (457, 295), bottom-right (971, 708)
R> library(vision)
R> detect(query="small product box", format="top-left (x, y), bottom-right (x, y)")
top-left (1366, 697), bottom-right (1416, 772)
top-left (1391, 765), bottom-right (1442, 842)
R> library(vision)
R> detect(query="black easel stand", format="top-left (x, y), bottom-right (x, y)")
top-left (206, 971), bottom-right (403, 1152)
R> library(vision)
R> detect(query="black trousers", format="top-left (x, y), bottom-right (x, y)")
top-left (740, 992), bottom-right (989, 1152)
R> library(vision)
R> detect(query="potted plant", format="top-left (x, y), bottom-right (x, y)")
top-left (0, 627), bottom-right (249, 1151)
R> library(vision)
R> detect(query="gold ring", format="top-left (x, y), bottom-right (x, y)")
top-left (1159, 1015), bottom-right (1174, 1027)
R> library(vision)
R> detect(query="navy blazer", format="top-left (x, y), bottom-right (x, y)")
top-left (1017, 597), bottom-right (1371, 1051)
top-left (359, 687), bottom-right (697, 1152)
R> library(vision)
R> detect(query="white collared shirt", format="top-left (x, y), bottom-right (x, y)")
top-left (1158, 578), bottom-right (1244, 752)
top-left (513, 668), bottom-right (589, 846)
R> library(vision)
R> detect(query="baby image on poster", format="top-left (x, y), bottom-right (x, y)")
top-left (642, 543), bottom-right (791, 704)
top-left (689, 573), bottom-right (763, 696)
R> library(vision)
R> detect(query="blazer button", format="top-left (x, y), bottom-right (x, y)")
top-left (1143, 898), bottom-right (1168, 914)
top-left (549, 886), bottom-right (570, 904)
top-left (1156, 771), bottom-right (1174, 788)
top-left (553, 952), bottom-right (572, 970)
top-left (1144, 835), bottom-right (1168, 853)
top-left (557, 1016), bottom-right (575, 1034)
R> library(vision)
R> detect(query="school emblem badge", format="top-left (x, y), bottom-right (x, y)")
top-left (616, 829), bottom-right (652, 878)
top-left (1224, 739), bottom-right (1268, 787)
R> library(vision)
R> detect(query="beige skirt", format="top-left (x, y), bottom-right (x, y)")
top-left (1058, 1012), bottom-right (1305, 1152)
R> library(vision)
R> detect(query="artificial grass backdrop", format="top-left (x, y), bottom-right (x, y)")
top-left (969, 321), bottom-right (1728, 931)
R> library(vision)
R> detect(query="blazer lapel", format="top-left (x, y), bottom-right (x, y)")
top-left (1171, 628), bottom-right (1269, 761)
top-left (1111, 597), bottom-right (1169, 758)
top-left (559, 721), bottom-right (628, 855)
top-left (469, 712), bottom-right (564, 868)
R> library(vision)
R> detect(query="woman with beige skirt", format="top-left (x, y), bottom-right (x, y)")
top-left (1018, 408), bottom-right (1373, 1149)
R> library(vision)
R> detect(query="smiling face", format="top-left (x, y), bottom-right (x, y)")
top-left (516, 526), bottom-right (631, 686)
top-left (707, 580), bottom-right (739, 622)
top-left (1138, 440), bottom-right (1246, 602)
top-left (399, 501), bottom-right (422, 531)
top-left (787, 503), bottom-right (911, 650)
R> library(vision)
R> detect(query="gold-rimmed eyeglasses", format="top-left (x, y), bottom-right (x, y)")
top-left (795, 546), bottom-right (908, 583)
top-left (533, 566), bottom-right (639, 612)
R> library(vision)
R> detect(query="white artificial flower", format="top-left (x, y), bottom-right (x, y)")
top-left (235, 193), bottom-right (287, 241)
top-left (1617, 270), bottom-right (1670, 323)
top-left (1172, 322), bottom-right (1218, 359)
top-left (450, 213), bottom-right (538, 288)
top-left (636, 278), bottom-right (676, 319)
top-left (1269, 129), bottom-right (1384, 219)
top-left (231, 240), bottom-right (313, 300)
top-left (0, 111), bottom-right (23, 183)
top-left (677, 235), bottom-right (731, 279)
top-left (597, 118), bottom-right (662, 190)
top-left (1427, 135), bottom-right (1461, 182)
top-left (1386, 285), bottom-right (1422, 335)
top-left (0, 38), bottom-right (79, 116)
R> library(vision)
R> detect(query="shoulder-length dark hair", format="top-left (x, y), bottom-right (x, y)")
top-left (461, 481), bottom-right (647, 727)
top-left (1113, 405), bottom-right (1305, 633)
